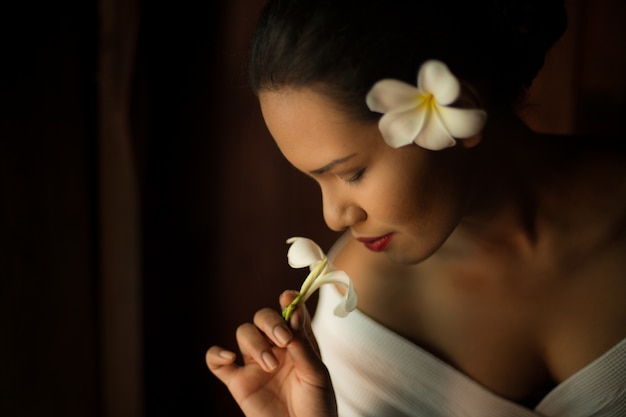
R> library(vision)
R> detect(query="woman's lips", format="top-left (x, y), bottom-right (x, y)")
top-left (356, 233), bottom-right (394, 252)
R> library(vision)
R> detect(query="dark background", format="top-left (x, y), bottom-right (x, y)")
top-left (1, 0), bottom-right (624, 416)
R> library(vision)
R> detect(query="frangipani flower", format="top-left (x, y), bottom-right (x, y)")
top-left (366, 59), bottom-right (487, 151)
top-left (282, 237), bottom-right (357, 321)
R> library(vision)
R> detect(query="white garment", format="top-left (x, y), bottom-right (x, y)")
top-left (312, 283), bottom-right (626, 417)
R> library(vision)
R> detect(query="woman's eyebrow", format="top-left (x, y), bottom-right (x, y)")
top-left (310, 154), bottom-right (357, 175)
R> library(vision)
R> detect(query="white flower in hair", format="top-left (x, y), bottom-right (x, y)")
top-left (282, 237), bottom-right (357, 321)
top-left (366, 60), bottom-right (487, 150)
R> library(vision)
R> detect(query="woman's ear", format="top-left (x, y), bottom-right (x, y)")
top-left (459, 131), bottom-right (482, 148)
top-left (455, 83), bottom-right (485, 149)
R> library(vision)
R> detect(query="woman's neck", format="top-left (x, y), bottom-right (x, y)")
top-left (450, 115), bottom-right (550, 257)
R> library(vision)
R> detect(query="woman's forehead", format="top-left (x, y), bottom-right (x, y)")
top-left (259, 89), bottom-right (382, 170)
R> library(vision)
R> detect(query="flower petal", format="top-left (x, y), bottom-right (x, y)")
top-left (414, 113), bottom-right (456, 150)
top-left (305, 270), bottom-right (358, 317)
top-left (437, 106), bottom-right (487, 139)
top-left (286, 237), bottom-right (325, 269)
top-left (418, 60), bottom-right (460, 106)
top-left (378, 106), bottom-right (428, 148)
top-left (366, 79), bottom-right (421, 114)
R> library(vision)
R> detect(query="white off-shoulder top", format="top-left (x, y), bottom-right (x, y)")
top-left (312, 280), bottom-right (626, 417)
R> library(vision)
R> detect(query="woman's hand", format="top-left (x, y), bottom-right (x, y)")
top-left (206, 290), bottom-right (338, 417)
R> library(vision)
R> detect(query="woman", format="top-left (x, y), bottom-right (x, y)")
top-left (206, 0), bottom-right (626, 416)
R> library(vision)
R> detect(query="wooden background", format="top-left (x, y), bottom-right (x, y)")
top-left (1, 0), bottom-right (624, 416)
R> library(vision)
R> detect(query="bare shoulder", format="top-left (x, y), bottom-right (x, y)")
top-left (538, 134), bottom-right (626, 380)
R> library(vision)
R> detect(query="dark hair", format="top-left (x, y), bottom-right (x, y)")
top-left (248, 0), bottom-right (567, 120)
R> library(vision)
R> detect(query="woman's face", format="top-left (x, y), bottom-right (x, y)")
top-left (259, 88), bottom-right (473, 264)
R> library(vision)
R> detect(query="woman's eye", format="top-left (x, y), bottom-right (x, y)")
top-left (346, 168), bottom-right (366, 184)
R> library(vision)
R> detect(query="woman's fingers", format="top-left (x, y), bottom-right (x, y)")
top-left (207, 289), bottom-right (327, 389)
top-left (235, 321), bottom-right (283, 372)
top-left (205, 345), bottom-right (239, 385)
top-left (297, 298), bottom-right (321, 355)
top-left (279, 290), bottom-right (321, 357)
top-left (253, 307), bottom-right (294, 348)
top-left (285, 307), bottom-right (330, 386)
top-left (278, 289), bottom-right (326, 378)
top-left (279, 289), bottom-right (299, 311)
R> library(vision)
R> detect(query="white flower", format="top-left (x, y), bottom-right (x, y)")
top-left (366, 60), bottom-right (487, 151)
top-left (282, 237), bottom-right (357, 320)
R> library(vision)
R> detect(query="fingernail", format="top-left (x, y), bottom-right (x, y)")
top-left (273, 325), bottom-right (292, 346)
top-left (262, 351), bottom-right (278, 370)
top-left (218, 350), bottom-right (235, 360)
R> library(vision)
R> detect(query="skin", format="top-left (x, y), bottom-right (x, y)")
top-left (207, 87), bottom-right (626, 416)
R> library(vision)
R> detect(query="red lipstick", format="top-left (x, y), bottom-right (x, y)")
top-left (356, 233), bottom-right (394, 252)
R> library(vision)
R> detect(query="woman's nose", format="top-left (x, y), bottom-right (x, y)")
top-left (323, 195), bottom-right (367, 232)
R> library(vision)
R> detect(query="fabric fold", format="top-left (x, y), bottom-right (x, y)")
top-left (312, 252), bottom-right (626, 417)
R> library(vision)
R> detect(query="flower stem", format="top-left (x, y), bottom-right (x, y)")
top-left (282, 258), bottom-right (328, 321)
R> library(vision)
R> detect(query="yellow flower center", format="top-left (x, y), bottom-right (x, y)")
top-left (425, 93), bottom-right (436, 111)
top-left (416, 92), bottom-right (436, 111)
